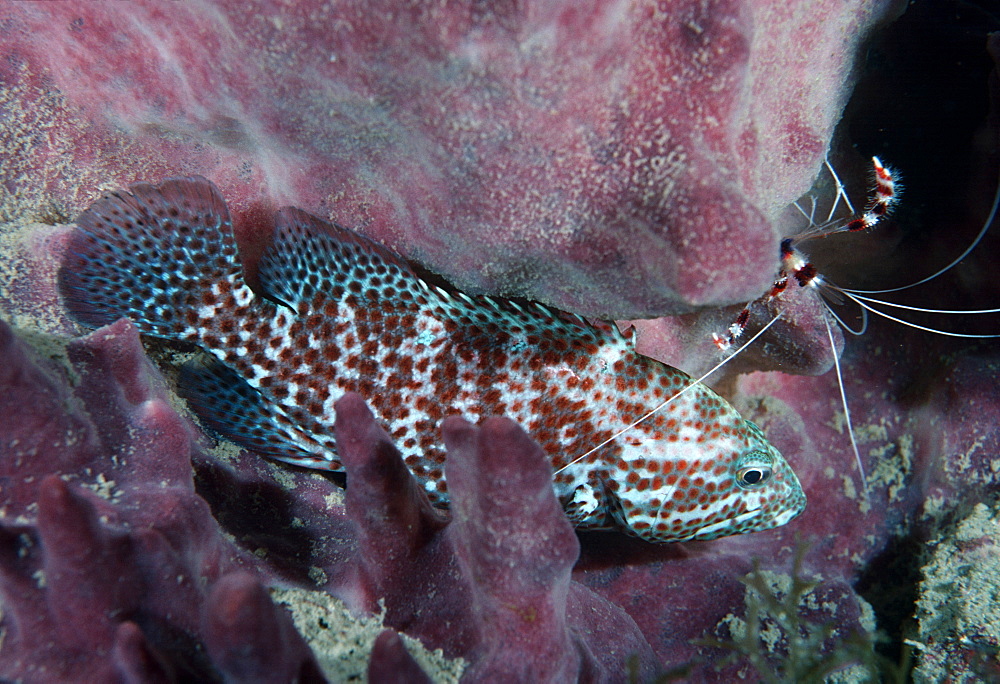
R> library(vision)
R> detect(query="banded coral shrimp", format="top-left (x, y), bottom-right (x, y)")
top-left (710, 155), bottom-right (1000, 495)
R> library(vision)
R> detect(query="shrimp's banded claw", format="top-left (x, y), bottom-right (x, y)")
top-left (843, 156), bottom-right (901, 233)
top-left (711, 309), bottom-right (750, 351)
top-left (711, 156), bottom-right (902, 351)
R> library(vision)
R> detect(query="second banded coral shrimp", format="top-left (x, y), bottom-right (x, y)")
top-left (709, 155), bottom-right (1000, 496)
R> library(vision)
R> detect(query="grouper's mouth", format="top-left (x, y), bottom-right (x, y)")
top-left (771, 505), bottom-right (803, 528)
top-left (691, 499), bottom-right (805, 540)
top-left (692, 507), bottom-right (763, 539)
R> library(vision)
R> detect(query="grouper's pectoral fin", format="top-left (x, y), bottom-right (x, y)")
top-left (179, 356), bottom-right (342, 471)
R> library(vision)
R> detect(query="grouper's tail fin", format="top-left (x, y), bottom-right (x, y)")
top-left (59, 176), bottom-right (243, 340)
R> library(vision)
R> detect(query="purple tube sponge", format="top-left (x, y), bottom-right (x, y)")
top-left (0, 319), bottom-right (323, 682)
top-left (334, 392), bottom-right (659, 680)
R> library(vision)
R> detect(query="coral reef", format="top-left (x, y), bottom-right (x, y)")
top-left (1, 0), bottom-right (999, 681)
top-left (704, 547), bottom-right (886, 682)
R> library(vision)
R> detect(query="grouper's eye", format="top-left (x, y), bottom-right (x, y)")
top-left (734, 449), bottom-right (774, 489)
top-left (737, 466), bottom-right (772, 487)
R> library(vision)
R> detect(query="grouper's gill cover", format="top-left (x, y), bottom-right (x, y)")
top-left (59, 176), bottom-right (807, 543)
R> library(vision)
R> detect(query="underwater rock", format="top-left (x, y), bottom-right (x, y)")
top-left (914, 502), bottom-right (1000, 684)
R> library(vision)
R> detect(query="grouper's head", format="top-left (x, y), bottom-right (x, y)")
top-left (603, 413), bottom-right (806, 544)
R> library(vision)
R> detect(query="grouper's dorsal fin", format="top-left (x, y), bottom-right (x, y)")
top-left (256, 207), bottom-right (418, 309)
top-left (256, 206), bottom-right (630, 350)
top-left (423, 287), bottom-right (632, 351)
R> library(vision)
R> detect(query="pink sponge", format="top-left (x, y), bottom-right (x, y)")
top-left (2, 0), bottom-right (895, 317)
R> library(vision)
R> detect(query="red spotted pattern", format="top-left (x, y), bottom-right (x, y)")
top-left (60, 176), bottom-right (806, 544)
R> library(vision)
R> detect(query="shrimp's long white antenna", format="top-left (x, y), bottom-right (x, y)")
top-left (554, 312), bottom-right (785, 476)
top-left (844, 292), bottom-right (1000, 316)
top-left (849, 164), bottom-right (1000, 295)
top-left (821, 290), bottom-right (869, 336)
top-left (823, 313), bottom-right (869, 503)
top-left (837, 290), bottom-right (1000, 338)
top-left (823, 157), bottom-right (857, 220)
